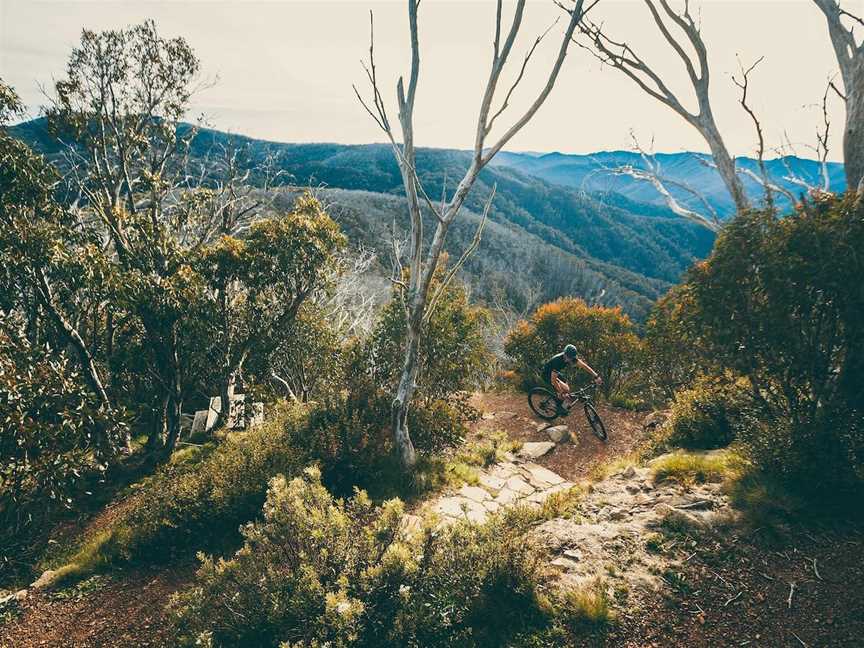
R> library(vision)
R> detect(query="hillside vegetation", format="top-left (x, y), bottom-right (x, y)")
top-left (10, 118), bottom-right (714, 320)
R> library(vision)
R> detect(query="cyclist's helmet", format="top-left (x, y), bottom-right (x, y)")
top-left (563, 344), bottom-right (578, 360)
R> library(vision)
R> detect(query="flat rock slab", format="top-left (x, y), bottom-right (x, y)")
top-left (459, 485), bottom-right (492, 502)
top-left (517, 441), bottom-right (556, 460)
top-left (522, 463), bottom-right (565, 488)
top-left (505, 476), bottom-right (535, 496)
top-left (478, 474), bottom-right (507, 493)
top-left (433, 497), bottom-right (469, 519)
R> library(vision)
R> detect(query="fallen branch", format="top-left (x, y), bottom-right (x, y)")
top-left (676, 500), bottom-right (712, 510)
top-left (806, 557), bottom-right (823, 581)
top-left (787, 581), bottom-right (796, 609)
top-left (724, 591), bottom-right (743, 606)
top-left (791, 631), bottom-right (808, 647)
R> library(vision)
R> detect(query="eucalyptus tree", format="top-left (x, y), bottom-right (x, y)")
top-left (46, 21), bottom-right (205, 453)
top-left (0, 78), bottom-right (125, 453)
top-left (355, 0), bottom-right (591, 469)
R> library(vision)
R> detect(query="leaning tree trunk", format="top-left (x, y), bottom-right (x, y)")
top-left (844, 58), bottom-right (864, 193)
top-left (701, 114), bottom-right (750, 214)
top-left (813, 0), bottom-right (864, 193)
top-left (35, 270), bottom-right (127, 454)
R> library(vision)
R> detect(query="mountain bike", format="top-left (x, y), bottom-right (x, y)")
top-left (527, 383), bottom-right (608, 442)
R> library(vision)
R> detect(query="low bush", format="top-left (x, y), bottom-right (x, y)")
top-left (656, 377), bottom-right (751, 451)
top-left (53, 403), bottom-right (309, 581)
top-left (171, 468), bottom-right (553, 648)
top-left (504, 297), bottom-right (641, 399)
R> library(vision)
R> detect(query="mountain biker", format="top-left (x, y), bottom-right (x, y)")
top-left (541, 344), bottom-right (602, 407)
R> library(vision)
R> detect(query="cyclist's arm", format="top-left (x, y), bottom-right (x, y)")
top-left (576, 358), bottom-right (602, 383)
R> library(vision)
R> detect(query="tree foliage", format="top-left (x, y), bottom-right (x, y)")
top-left (674, 195), bottom-right (864, 492)
top-left (505, 297), bottom-right (641, 398)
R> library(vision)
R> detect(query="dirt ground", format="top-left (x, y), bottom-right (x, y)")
top-left (0, 562), bottom-right (195, 648)
top-left (469, 390), bottom-right (648, 481)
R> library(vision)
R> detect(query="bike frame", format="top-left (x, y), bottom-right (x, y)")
top-left (558, 385), bottom-right (597, 410)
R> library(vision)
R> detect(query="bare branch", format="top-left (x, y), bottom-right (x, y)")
top-left (486, 16), bottom-right (560, 135)
top-left (732, 55), bottom-right (773, 205)
top-left (424, 184), bottom-right (496, 322)
top-left (577, 0), bottom-right (750, 212)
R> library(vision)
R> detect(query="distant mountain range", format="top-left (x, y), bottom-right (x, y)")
top-left (8, 118), bottom-right (840, 321)
top-left (492, 150), bottom-right (845, 218)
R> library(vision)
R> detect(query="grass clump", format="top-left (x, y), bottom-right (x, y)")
top-left (555, 578), bottom-right (615, 627)
top-left (539, 485), bottom-right (587, 520)
top-left (651, 450), bottom-right (741, 486)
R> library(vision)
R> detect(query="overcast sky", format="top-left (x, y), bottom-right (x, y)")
top-left (0, 0), bottom-right (853, 159)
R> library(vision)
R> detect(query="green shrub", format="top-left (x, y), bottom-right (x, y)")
top-left (301, 388), bottom-right (394, 497)
top-left (56, 403), bottom-right (309, 578)
top-left (171, 468), bottom-right (553, 648)
top-left (680, 196), bottom-right (864, 495)
top-left (0, 315), bottom-right (125, 585)
top-left (504, 297), bottom-right (641, 398)
top-left (657, 377), bottom-right (751, 451)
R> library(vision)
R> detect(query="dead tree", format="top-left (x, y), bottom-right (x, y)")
top-left (813, 0), bottom-right (864, 192)
top-left (577, 0), bottom-right (750, 214)
top-left (355, 0), bottom-right (590, 469)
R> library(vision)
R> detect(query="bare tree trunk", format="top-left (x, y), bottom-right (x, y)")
top-left (391, 312), bottom-right (422, 468)
top-left (579, 0), bottom-right (751, 217)
top-left (844, 58), bottom-right (864, 192)
top-left (700, 115), bottom-right (749, 212)
top-left (813, 0), bottom-right (864, 191)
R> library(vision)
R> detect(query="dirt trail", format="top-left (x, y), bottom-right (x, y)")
top-left (470, 390), bottom-right (647, 481)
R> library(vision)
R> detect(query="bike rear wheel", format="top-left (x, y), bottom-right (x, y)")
top-left (528, 387), bottom-right (561, 421)
top-left (584, 402), bottom-right (608, 441)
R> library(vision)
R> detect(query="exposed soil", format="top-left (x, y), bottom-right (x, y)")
top-left (470, 389), bottom-right (647, 481)
top-left (0, 562), bottom-right (195, 648)
top-left (603, 523), bottom-right (864, 648)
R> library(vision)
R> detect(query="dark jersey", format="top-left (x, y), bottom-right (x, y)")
top-left (542, 351), bottom-right (577, 383)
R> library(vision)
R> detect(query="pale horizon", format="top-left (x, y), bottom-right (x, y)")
top-left (0, 0), bottom-right (851, 161)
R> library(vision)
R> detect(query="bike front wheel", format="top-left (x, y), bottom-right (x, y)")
top-left (528, 387), bottom-right (561, 421)
top-left (584, 402), bottom-right (608, 441)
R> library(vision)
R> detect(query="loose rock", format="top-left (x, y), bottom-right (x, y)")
top-left (546, 425), bottom-right (571, 444)
top-left (517, 441), bottom-right (556, 460)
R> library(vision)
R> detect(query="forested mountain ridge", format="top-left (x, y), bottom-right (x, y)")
top-left (11, 117), bottom-right (715, 319)
top-left (492, 149), bottom-right (846, 218)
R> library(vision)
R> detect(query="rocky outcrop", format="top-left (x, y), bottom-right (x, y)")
top-left (419, 454), bottom-right (575, 527)
top-left (534, 460), bottom-right (734, 595)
